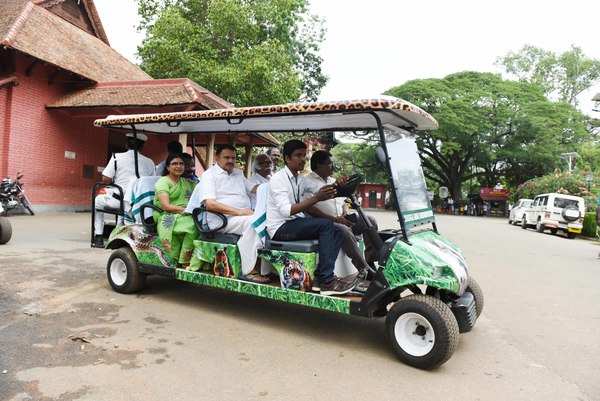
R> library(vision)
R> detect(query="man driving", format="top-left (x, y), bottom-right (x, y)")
top-left (93, 133), bottom-right (155, 248)
top-left (302, 151), bottom-right (379, 276)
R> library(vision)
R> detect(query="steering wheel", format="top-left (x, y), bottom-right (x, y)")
top-left (335, 174), bottom-right (363, 198)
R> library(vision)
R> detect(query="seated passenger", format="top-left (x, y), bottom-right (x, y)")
top-left (303, 151), bottom-right (379, 275)
top-left (153, 153), bottom-right (198, 268)
top-left (248, 153), bottom-right (272, 208)
top-left (190, 144), bottom-right (269, 283)
top-left (93, 133), bottom-right (155, 248)
top-left (266, 140), bottom-right (357, 295)
top-left (181, 153), bottom-right (199, 183)
top-left (155, 141), bottom-right (183, 176)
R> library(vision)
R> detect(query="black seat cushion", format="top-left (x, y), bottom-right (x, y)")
top-left (198, 232), bottom-right (240, 245)
top-left (96, 207), bottom-right (122, 214)
top-left (265, 238), bottom-right (319, 253)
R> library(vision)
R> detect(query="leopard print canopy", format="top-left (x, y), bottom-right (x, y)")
top-left (94, 97), bottom-right (438, 131)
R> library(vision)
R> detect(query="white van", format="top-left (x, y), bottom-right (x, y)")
top-left (508, 198), bottom-right (533, 225)
top-left (521, 193), bottom-right (585, 238)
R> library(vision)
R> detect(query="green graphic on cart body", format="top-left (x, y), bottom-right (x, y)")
top-left (176, 269), bottom-right (350, 314)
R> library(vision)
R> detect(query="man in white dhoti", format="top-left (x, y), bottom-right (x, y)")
top-left (186, 144), bottom-right (270, 283)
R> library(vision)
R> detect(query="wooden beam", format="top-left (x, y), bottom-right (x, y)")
top-left (193, 146), bottom-right (207, 170)
top-left (207, 133), bottom-right (216, 166)
top-left (244, 144), bottom-right (253, 178)
top-left (25, 59), bottom-right (39, 76)
top-left (47, 68), bottom-right (60, 85)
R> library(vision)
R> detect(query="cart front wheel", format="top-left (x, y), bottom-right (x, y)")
top-left (107, 247), bottom-right (146, 293)
top-left (386, 295), bottom-right (459, 369)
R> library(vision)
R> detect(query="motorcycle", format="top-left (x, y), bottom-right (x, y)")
top-left (0, 172), bottom-right (34, 216)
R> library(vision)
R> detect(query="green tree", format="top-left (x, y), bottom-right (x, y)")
top-left (330, 143), bottom-right (387, 184)
top-left (136, 0), bottom-right (327, 106)
top-left (385, 72), bottom-right (589, 200)
top-left (497, 45), bottom-right (600, 107)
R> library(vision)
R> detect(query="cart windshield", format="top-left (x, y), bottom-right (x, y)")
top-left (384, 130), bottom-right (435, 231)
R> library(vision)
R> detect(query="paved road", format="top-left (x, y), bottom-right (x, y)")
top-left (1, 212), bottom-right (599, 401)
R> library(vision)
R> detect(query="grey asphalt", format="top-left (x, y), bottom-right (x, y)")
top-left (0, 212), bottom-right (599, 401)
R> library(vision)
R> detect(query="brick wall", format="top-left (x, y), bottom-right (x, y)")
top-left (4, 55), bottom-right (175, 209)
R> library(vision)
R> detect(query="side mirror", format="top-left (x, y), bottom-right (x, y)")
top-left (375, 146), bottom-right (387, 165)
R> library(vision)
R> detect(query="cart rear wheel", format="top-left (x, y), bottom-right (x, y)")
top-left (107, 247), bottom-right (146, 293)
top-left (0, 217), bottom-right (12, 244)
top-left (386, 295), bottom-right (459, 369)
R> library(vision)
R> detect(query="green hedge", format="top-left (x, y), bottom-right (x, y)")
top-left (583, 212), bottom-right (597, 237)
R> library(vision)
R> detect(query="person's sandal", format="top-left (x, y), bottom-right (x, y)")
top-left (241, 272), bottom-right (272, 284)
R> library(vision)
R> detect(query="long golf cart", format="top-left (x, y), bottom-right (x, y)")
top-left (93, 98), bottom-right (483, 369)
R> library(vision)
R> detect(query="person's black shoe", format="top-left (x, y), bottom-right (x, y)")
top-left (319, 277), bottom-right (357, 296)
top-left (93, 235), bottom-right (104, 248)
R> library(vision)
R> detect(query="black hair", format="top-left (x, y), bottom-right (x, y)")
top-left (167, 141), bottom-right (183, 154)
top-left (126, 137), bottom-right (145, 151)
top-left (215, 144), bottom-right (236, 155)
top-left (162, 153), bottom-right (184, 176)
top-left (282, 140), bottom-right (307, 160)
top-left (180, 152), bottom-right (193, 162)
top-left (310, 150), bottom-right (332, 171)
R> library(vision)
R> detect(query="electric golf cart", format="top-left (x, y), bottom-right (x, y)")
top-left (92, 98), bottom-right (483, 369)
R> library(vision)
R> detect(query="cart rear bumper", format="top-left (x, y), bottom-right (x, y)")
top-left (450, 292), bottom-right (477, 333)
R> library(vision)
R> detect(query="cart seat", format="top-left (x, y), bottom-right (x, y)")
top-left (96, 206), bottom-right (122, 215)
top-left (265, 238), bottom-right (319, 253)
top-left (198, 232), bottom-right (240, 245)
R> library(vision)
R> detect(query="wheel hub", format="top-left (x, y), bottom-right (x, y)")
top-left (394, 312), bottom-right (435, 357)
top-left (110, 258), bottom-right (128, 286)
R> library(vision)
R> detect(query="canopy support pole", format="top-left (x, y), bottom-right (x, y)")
top-left (244, 141), bottom-right (253, 178)
top-left (178, 133), bottom-right (188, 153)
top-left (207, 133), bottom-right (216, 166)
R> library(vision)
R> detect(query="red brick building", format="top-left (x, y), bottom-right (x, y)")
top-left (357, 183), bottom-right (387, 209)
top-left (0, 0), bottom-right (232, 211)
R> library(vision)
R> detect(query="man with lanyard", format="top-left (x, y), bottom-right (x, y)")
top-left (93, 133), bottom-right (155, 248)
top-left (266, 140), bottom-right (357, 295)
top-left (302, 150), bottom-right (379, 277)
top-left (186, 144), bottom-right (268, 282)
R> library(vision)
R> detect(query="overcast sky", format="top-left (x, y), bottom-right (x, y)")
top-left (95, 0), bottom-right (600, 116)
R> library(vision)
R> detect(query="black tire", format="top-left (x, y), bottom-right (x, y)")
top-left (465, 276), bottom-right (484, 318)
top-left (550, 228), bottom-right (558, 235)
top-left (535, 218), bottom-right (544, 233)
top-left (385, 295), bottom-right (459, 370)
top-left (0, 217), bottom-right (12, 244)
top-left (521, 216), bottom-right (528, 229)
top-left (106, 247), bottom-right (146, 293)
top-left (567, 232), bottom-right (576, 239)
top-left (507, 219), bottom-right (512, 225)
top-left (20, 196), bottom-right (34, 215)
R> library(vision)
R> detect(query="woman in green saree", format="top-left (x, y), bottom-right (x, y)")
top-left (154, 153), bottom-right (198, 268)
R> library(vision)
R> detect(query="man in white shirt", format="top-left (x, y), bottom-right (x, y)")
top-left (247, 153), bottom-right (272, 208)
top-left (266, 140), bottom-right (357, 296)
top-left (186, 144), bottom-right (267, 282)
top-left (266, 147), bottom-right (282, 172)
top-left (93, 133), bottom-right (155, 247)
top-left (302, 151), bottom-right (379, 275)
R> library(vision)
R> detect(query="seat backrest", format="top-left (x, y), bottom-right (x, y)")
top-left (127, 176), bottom-right (161, 224)
top-left (250, 183), bottom-right (269, 244)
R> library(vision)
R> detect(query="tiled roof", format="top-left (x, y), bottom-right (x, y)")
top-left (1, 1), bottom-right (149, 82)
top-left (47, 79), bottom-right (232, 109)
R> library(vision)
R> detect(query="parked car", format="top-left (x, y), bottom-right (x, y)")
top-left (521, 193), bottom-right (585, 238)
top-left (508, 198), bottom-right (533, 225)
